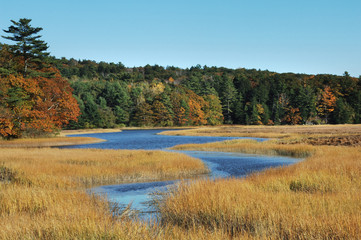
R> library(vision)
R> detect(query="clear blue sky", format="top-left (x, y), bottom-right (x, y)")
top-left (1, 0), bottom-right (360, 76)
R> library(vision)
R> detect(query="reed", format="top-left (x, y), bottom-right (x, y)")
top-left (160, 124), bottom-right (361, 140)
top-left (159, 142), bottom-right (361, 239)
top-left (0, 148), bottom-right (210, 239)
top-left (60, 128), bottom-right (122, 136)
top-left (0, 137), bottom-right (105, 148)
top-left (172, 139), bottom-right (314, 158)
top-left (0, 148), bottom-right (208, 187)
top-left (2, 125), bottom-right (361, 239)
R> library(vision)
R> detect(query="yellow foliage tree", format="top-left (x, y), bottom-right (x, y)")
top-left (317, 86), bottom-right (336, 123)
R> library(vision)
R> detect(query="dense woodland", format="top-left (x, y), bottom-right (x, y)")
top-left (51, 58), bottom-right (361, 129)
top-left (1, 18), bottom-right (361, 138)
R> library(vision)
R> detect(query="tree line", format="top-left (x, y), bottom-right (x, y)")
top-left (66, 80), bottom-right (223, 129)
top-left (52, 58), bottom-right (361, 128)
top-left (1, 18), bottom-right (361, 138)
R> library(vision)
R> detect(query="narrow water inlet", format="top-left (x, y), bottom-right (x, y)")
top-left (90, 150), bottom-right (300, 219)
top-left (63, 129), bottom-right (301, 219)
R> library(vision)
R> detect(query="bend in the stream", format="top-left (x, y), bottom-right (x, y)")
top-left (62, 129), bottom-right (301, 220)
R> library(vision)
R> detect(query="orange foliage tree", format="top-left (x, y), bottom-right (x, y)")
top-left (0, 67), bottom-right (80, 138)
top-left (282, 107), bottom-right (302, 125)
top-left (170, 91), bottom-right (189, 126)
top-left (316, 86), bottom-right (337, 123)
top-left (186, 89), bottom-right (207, 125)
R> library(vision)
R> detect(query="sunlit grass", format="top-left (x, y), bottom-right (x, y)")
top-left (0, 148), bottom-right (208, 187)
top-left (0, 137), bottom-right (105, 148)
top-left (159, 133), bottom-right (361, 239)
top-left (160, 124), bottom-right (361, 140)
top-left (60, 128), bottom-right (122, 136)
top-left (0, 148), bottom-right (209, 239)
top-left (171, 139), bottom-right (314, 158)
top-left (2, 125), bottom-right (361, 239)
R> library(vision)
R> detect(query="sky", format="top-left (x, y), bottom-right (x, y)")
top-left (1, 0), bottom-right (360, 76)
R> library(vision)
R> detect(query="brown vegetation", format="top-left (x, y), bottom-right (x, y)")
top-left (0, 148), bottom-right (208, 186)
top-left (2, 125), bottom-right (361, 239)
top-left (285, 134), bottom-right (361, 146)
top-left (0, 148), bottom-right (209, 239)
top-left (0, 137), bottom-right (105, 148)
top-left (172, 139), bottom-right (313, 158)
top-left (60, 128), bottom-right (122, 136)
top-left (161, 124), bottom-right (361, 146)
top-left (161, 124), bottom-right (361, 136)
top-left (160, 140), bottom-right (361, 239)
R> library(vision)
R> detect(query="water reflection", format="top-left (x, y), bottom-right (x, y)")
top-left (63, 129), bottom-right (300, 219)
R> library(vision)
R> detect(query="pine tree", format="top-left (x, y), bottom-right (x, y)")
top-left (233, 92), bottom-right (244, 124)
top-left (296, 86), bottom-right (316, 124)
top-left (331, 97), bottom-right (355, 124)
top-left (220, 76), bottom-right (237, 123)
top-left (2, 18), bottom-right (49, 76)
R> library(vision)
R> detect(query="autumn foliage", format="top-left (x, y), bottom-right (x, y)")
top-left (316, 86), bottom-right (337, 123)
top-left (0, 53), bottom-right (79, 138)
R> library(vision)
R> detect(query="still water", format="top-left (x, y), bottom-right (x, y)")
top-left (63, 129), bottom-right (300, 217)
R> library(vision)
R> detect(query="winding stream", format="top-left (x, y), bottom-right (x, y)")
top-left (62, 129), bottom-right (300, 218)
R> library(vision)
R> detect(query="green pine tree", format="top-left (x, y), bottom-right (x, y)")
top-left (220, 76), bottom-right (237, 123)
top-left (2, 18), bottom-right (49, 76)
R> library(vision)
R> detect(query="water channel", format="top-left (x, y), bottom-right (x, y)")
top-left (62, 129), bottom-right (300, 218)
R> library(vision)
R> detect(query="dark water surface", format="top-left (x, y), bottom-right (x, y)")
top-left (63, 129), bottom-right (300, 218)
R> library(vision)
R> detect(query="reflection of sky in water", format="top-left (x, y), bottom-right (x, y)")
top-left (91, 180), bottom-right (175, 217)
top-left (64, 130), bottom-right (300, 218)
top-left (61, 129), bottom-right (266, 150)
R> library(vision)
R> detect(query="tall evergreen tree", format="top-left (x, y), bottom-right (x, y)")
top-left (296, 86), bottom-right (316, 124)
top-left (331, 97), bottom-right (355, 124)
top-left (2, 18), bottom-right (49, 76)
top-left (233, 92), bottom-right (245, 124)
top-left (220, 76), bottom-right (237, 123)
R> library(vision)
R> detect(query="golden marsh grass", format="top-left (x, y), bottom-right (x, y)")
top-left (160, 124), bottom-right (361, 141)
top-left (172, 139), bottom-right (314, 158)
top-left (60, 128), bottom-right (122, 136)
top-left (0, 137), bottom-right (105, 148)
top-left (0, 148), bottom-right (208, 187)
top-left (0, 148), bottom-right (210, 239)
top-left (2, 125), bottom-right (361, 239)
top-left (158, 127), bottom-right (361, 239)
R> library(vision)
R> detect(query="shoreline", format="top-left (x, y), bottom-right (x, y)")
top-left (61, 126), bottom-right (194, 136)
top-left (0, 136), bottom-right (106, 148)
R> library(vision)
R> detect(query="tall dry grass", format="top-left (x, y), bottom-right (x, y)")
top-left (0, 137), bottom-right (105, 148)
top-left (0, 148), bottom-right (208, 187)
top-left (2, 125), bottom-right (361, 239)
top-left (60, 128), bottom-right (122, 136)
top-left (159, 142), bottom-right (361, 239)
top-left (172, 139), bottom-right (314, 158)
top-left (0, 148), bottom-right (210, 239)
top-left (160, 124), bottom-right (361, 139)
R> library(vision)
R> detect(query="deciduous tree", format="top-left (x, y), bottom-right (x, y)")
top-left (0, 68), bottom-right (79, 138)
top-left (317, 86), bottom-right (336, 123)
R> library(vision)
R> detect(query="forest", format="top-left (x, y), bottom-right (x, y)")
top-left (1, 18), bottom-right (361, 138)
top-left (52, 57), bottom-right (361, 129)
